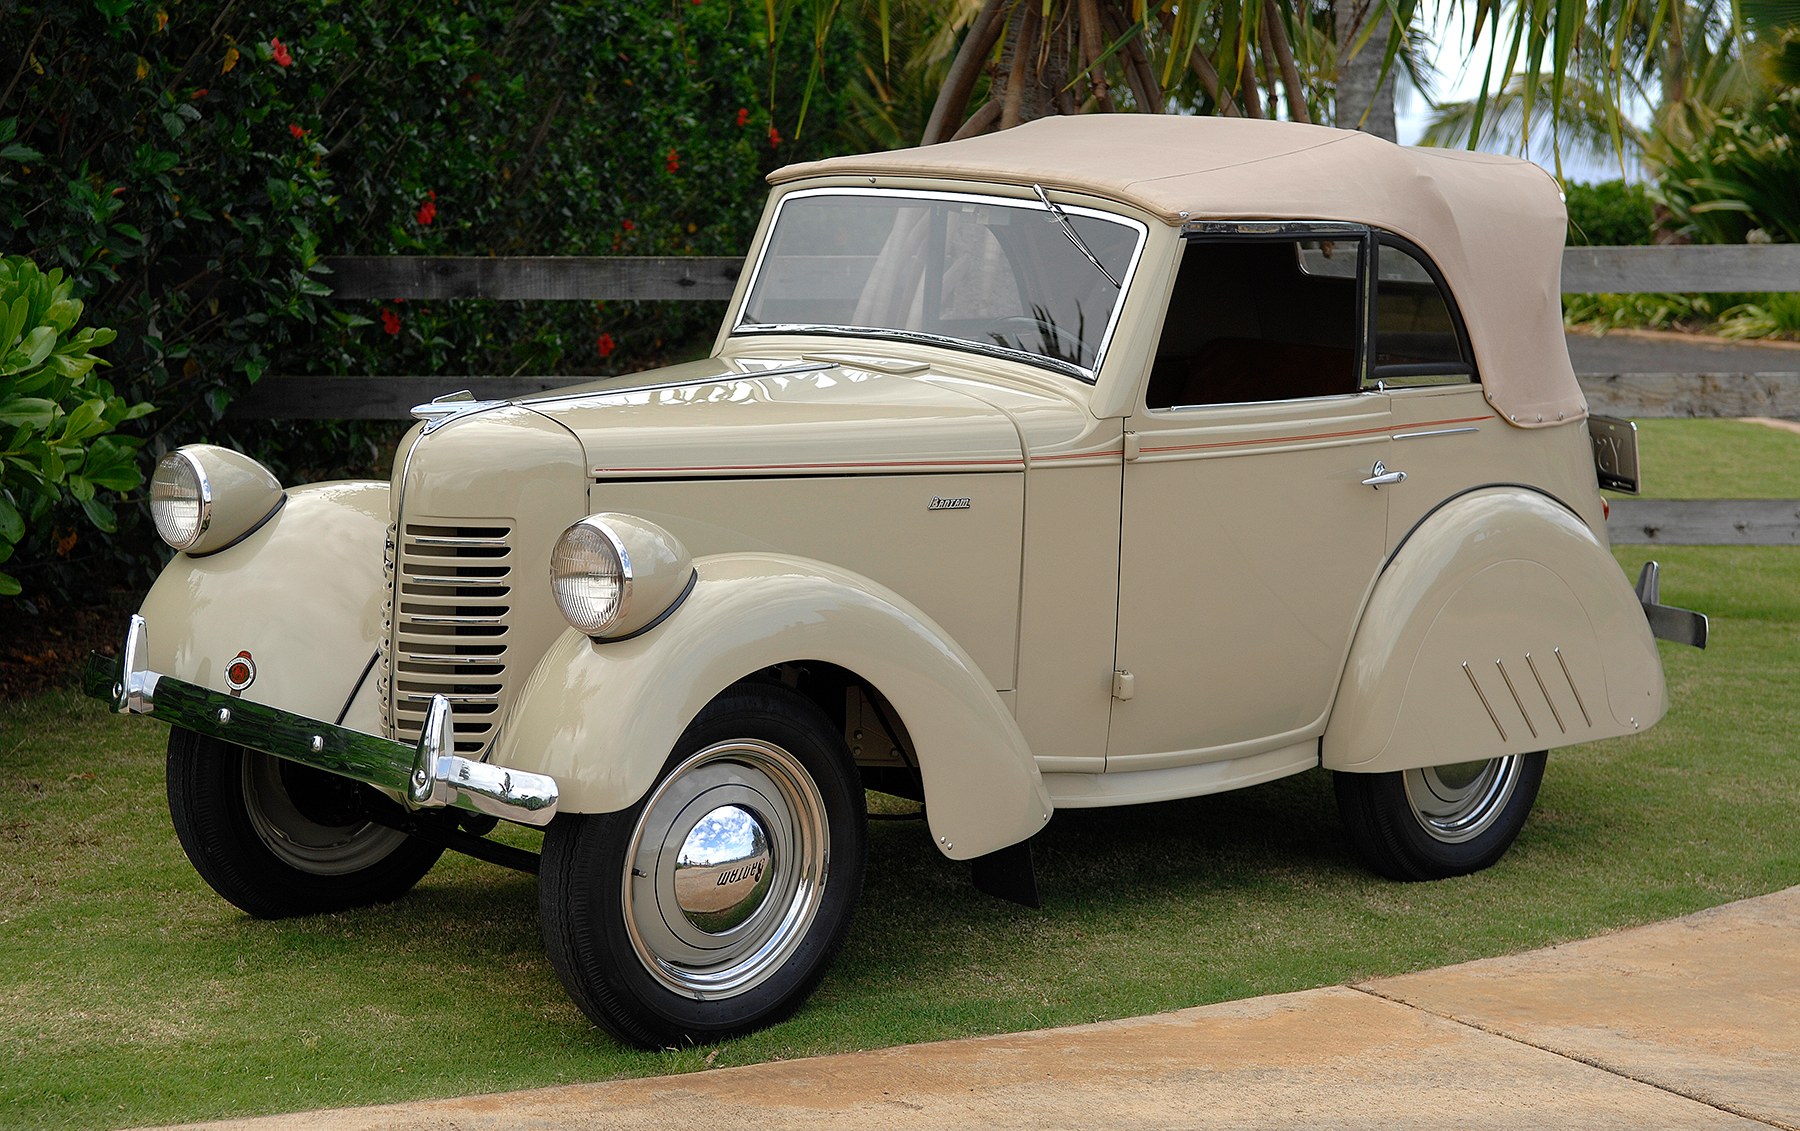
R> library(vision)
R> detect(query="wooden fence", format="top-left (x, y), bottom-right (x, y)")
top-left (236, 244), bottom-right (1800, 545)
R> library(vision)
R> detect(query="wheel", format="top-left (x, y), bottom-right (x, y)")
top-left (1332, 752), bottom-right (1547, 881)
top-left (166, 727), bottom-right (444, 918)
top-left (540, 684), bottom-right (867, 1047)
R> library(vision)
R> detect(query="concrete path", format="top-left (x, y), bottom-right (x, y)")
top-left (163, 886), bottom-right (1800, 1131)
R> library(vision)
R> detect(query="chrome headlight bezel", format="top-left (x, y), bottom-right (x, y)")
top-left (149, 445), bottom-right (285, 556)
top-left (550, 518), bottom-right (634, 636)
top-left (550, 514), bottom-right (694, 640)
top-left (150, 450), bottom-right (212, 551)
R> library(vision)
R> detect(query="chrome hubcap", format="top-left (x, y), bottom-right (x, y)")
top-left (241, 752), bottom-right (408, 874)
top-left (1402, 756), bottom-right (1521, 844)
top-left (674, 805), bottom-right (774, 933)
top-left (624, 739), bottom-right (828, 998)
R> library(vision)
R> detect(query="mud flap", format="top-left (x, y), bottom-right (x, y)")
top-left (970, 839), bottom-right (1040, 908)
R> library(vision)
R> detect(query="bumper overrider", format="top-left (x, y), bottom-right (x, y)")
top-left (1636, 561), bottom-right (1710, 649)
top-left (81, 615), bottom-right (559, 826)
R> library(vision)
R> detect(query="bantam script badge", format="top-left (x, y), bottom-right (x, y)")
top-left (224, 650), bottom-right (257, 694)
top-left (928, 496), bottom-right (971, 511)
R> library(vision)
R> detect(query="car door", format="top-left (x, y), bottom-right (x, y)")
top-left (1361, 232), bottom-right (1507, 549)
top-left (1107, 226), bottom-right (1395, 771)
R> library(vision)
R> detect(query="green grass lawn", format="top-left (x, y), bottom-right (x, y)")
top-left (4, 421), bottom-right (1798, 1129)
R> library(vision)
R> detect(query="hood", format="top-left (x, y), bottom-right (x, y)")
top-left (517, 357), bottom-right (1031, 478)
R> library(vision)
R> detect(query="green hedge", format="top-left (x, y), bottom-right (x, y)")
top-left (0, 0), bottom-right (860, 596)
top-left (1564, 180), bottom-right (1655, 247)
top-left (1652, 91), bottom-right (1800, 245)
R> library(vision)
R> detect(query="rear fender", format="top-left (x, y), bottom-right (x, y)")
top-left (1323, 488), bottom-right (1665, 773)
top-left (493, 552), bottom-right (1052, 860)
top-left (137, 481), bottom-right (389, 731)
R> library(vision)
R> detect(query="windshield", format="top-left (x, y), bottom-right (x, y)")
top-left (734, 188), bottom-right (1145, 380)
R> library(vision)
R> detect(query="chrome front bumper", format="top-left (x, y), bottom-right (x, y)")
top-left (82, 615), bottom-right (559, 826)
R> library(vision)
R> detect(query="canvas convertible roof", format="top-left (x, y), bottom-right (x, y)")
top-left (772, 115), bottom-right (1584, 428)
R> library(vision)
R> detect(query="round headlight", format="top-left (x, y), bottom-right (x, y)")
top-left (149, 445), bottom-right (284, 555)
top-left (150, 450), bottom-right (210, 551)
top-left (550, 520), bottom-right (631, 635)
top-left (551, 514), bottom-right (694, 639)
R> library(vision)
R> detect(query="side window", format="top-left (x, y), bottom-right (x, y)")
top-left (1369, 238), bottom-right (1476, 388)
top-left (1146, 237), bottom-right (1362, 409)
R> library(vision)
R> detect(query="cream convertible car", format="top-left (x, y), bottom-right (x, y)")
top-left (89, 115), bottom-right (1704, 1046)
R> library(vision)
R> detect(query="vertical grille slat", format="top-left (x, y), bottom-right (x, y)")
top-left (388, 520), bottom-right (515, 755)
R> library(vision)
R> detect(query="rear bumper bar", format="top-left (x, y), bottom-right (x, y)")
top-left (1636, 561), bottom-right (1709, 649)
top-left (81, 615), bottom-right (559, 826)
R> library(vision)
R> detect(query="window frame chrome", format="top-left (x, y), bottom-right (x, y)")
top-left (1365, 231), bottom-right (1482, 390)
top-left (1149, 220), bottom-right (1376, 410)
top-left (732, 185), bottom-right (1150, 385)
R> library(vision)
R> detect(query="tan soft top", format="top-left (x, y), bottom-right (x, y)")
top-left (772, 115), bottom-right (1583, 427)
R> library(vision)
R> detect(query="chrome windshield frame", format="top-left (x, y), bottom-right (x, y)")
top-left (731, 186), bottom-right (1149, 385)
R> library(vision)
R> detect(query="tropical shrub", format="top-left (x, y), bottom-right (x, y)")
top-left (4, 1), bottom-right (855, 422)
top-left (1651, 90), bottom-right (1800, 244)
top-left (1564, 180), bottom-right (1655, 246)
top-left (1717, 292), bottom-right (1800, 340)
top-left (1562, 290), bottom-right (1727, 333)
top-left (1, 0), bottom-right (860, 595)
top-left (0, 257), bottom-right (150, 597)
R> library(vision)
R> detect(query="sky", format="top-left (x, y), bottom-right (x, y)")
top-left (1392, 2), bottom-right (1646, 183)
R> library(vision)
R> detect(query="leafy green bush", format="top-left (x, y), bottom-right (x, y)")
top-left (1562, 291), bottom-right (1726, 333)
top-left (1651, 91), bottom-right (1800, 244)
top-left (0, 257), bottom-right (150, 597)
top-left (4, 2), bottom-right (852, 418)
top-left (1564, 180), bottom-right (1655, 246)
top-left (1717, 293), bottom-right (1800, 340)
top-left (1, 1), bottom-right (861, 595)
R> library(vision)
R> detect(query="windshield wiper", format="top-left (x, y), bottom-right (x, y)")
top-left (1033, 183), bottom-right (1120, 290)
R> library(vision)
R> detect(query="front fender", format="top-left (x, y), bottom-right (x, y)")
top-left (138, 481), bottom-right (389, 730)
top-left (1323, 488), bottom-right (1665, 773)
top-left (493, 552), bottom-right (1052, 860)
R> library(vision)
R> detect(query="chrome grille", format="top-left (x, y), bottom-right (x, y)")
top-left (391, 521), bottom-right (513, 754)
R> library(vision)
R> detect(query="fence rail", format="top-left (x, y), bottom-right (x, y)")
top-left (1559, 245), bottom-right (1800, 293)
top-left (323, 255), bottom-right (742, 301)
top-left (1607, 499), bottom-right (1800, 545)
top-left (317, 245), bottom-right (1800, 302)
top-left (249, 245), bottom-right (1800, 546)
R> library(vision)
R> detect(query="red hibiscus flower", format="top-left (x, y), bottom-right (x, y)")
top-left (621, 218), bottom-right (635, 231)
top-left (596, 333), bottom-right (616, 359)
top-left (768, 125), bottom-right (782, 148)
top-left (417, 191), bottom-right (437, 226)
top-left (288, 123), bottom-right (306, 139)
top-left (735, 107), bottom-right (749, 128)
top-left (270, 37), bottom-right (292, 67)
top-left (665, 148), bottom-right (679, 173)
top-left (380, 307), bottom-right (401, 336)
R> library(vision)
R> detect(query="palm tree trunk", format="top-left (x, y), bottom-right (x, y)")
top-left (1099, 2), bottom-right (1166, 113)
top-left (1265, 0), bottom-right (1312, 123)
top-left (922, 0), bottom-right (1012, 145)
top-left (1189, 43), bottom-right (1244, 117)
top-left (1335, 0), bottom-right (1396, 139)
top-left (995, 0), bottom-right (1048, 130)
top-left (1077, 0), bottom-right (1118, 112)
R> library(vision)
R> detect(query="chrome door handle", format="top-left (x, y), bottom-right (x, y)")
top-left (1362, 461), bottom-right (1407, 488)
